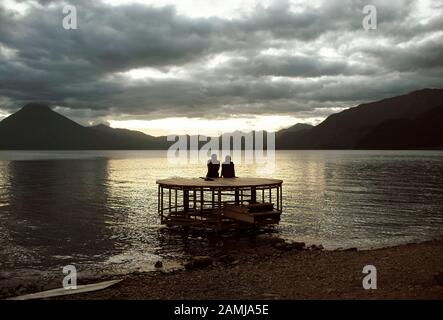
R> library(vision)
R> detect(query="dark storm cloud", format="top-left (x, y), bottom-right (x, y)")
top-left (363, 36), bottom-right (443, 72)
top-left (214, 54), bottom-right (371, 77)
top-left (0, 0), bottom-right (442, 123)
top-left (0, 3), bottom-right (215, 75)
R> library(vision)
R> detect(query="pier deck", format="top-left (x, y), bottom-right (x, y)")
top-left (156, 177), bottom-right (283, 230)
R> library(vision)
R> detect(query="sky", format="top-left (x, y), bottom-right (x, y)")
top-left (0, 0), bottom-right (442, 136)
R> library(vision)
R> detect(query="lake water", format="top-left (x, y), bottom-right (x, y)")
top-left (1, 150), bottom-right (443, 288)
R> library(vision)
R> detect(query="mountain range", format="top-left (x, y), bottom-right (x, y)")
top-left (276, 88), bottom-right (443, 149)
top-left (0, 88), bottom-right (442, 150)
top-left (0, 103), bottom-right (167, 150)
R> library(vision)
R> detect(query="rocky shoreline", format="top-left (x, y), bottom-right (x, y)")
top-left (2, 236), bottom-right (443, 300)
top-left (57, 237), bottom-right (443, 299)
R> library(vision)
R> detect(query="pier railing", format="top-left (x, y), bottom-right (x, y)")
top-left (156, 178), bottom-right (283, 230)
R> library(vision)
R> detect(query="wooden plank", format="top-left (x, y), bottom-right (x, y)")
top-left (160, 186), bottom-right (164, 216)
top-left (224, 204), bottom-right (249, 213)
top-left (7, 280), bottom-right (122, 300)
top-left (223, 209), bottom-right (255, 224)
top-left (183, 189), bottom-right (189, 212)
top-left (175, 189), bottom-right (177, 212)
top-left (247, 202), bottom-right (274, 212)
top-left (157, 177), bottom-right (282, 188)
top-left (251, 187), bottom-right (257, 203)
top-left (168, 188), bottom-right (171, 213)
top-left (200, 188), bottom-right (204, 213)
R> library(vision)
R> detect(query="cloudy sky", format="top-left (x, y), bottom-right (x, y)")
top-left (0, 0), bottom-right (442, 136)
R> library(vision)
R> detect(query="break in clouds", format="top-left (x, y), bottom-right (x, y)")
top-left (0, 0), bottom-right (442, 127)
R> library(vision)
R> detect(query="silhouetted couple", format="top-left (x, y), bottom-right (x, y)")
top-left (206, 154), bottom-right (235, 178)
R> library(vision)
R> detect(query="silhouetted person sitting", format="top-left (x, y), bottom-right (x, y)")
top-left (221, 155), bottom-right (236, 178)
top-left (206, 154), bottom-right (220, 178)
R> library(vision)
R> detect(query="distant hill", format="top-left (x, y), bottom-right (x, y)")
top-left (0, 103), bottom-right (167, 150)
top-left (358, 104), bottom-right (443, 149)
top-left (276, 88), bottom-right (443, 149)
top-left (1, 88), bottom-right (442, 150)
top-left (278, 123), bottom-right (313, 134)
top-left (275, 123), bottom-right (313, 149)
top-left (89, 123), bottom-right (167, 149)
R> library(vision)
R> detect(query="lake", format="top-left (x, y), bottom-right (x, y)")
top-left (1, 150), bottom-right (443, 287)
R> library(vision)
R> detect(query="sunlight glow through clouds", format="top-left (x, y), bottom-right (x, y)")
top-left (1, 0), bottom-right (32, 15)
top-left (117, 67), bottom-right (186, 80)
top-left (102, 0), bottom-right (274, 19)
top-left (102, 0), bottom-right (327, 19)
top-left (0, 111), bottom-right (10, 121)
top-left (411, 0), bottom-right (442, 24)
top-left (0, 44), bottom-right (18, 59)
top-left (205, 54), bottom-right (233, 69)
top-left (109, 115), bottom-right (320, 136)
top-left (112, 55), bottom-right (231, 81)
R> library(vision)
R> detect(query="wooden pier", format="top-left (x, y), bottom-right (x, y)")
top-left (156, 177), bottom-right (283, 230)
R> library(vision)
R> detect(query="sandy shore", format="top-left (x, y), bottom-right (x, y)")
top-left (53, 237), bottom-right (443, 300)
